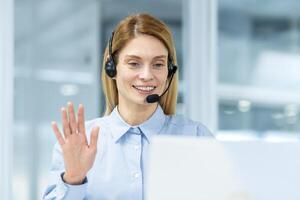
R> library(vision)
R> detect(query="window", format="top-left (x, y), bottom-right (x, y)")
top-left (218, 0), bottom-right (300, 139)
top-left (14, 1), bottom-right (101, 199)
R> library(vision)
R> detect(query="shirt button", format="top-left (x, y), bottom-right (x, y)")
top-left (134, 145), bottom-right (139, 150)
top-left (132, 172), bottom-right (140, 179)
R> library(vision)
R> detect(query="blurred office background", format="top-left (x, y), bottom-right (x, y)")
top-left (1, 0), bottom-right (300, 199)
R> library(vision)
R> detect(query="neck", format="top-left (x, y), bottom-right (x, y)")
top-left (118, 101), bottom-right (158, 126)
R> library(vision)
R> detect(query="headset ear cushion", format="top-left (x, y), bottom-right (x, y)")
top-left (105, 58), bottom-right (117, 78)
top-left (167, 62), bottom-right (177, 78)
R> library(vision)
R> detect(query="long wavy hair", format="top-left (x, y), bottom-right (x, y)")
top-left (101, 13), bottom-right (178, 115)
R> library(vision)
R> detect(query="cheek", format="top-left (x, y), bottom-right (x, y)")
top-left (115, 73), bottom-right (136, 88)
top-left (158, 72), bottom-right (168, 85)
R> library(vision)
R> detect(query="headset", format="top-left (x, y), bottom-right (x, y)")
top-left (105, 31), bottom-right (177, 78)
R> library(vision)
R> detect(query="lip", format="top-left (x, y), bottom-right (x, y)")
top-left (132, 85), bottom-right (157, 95)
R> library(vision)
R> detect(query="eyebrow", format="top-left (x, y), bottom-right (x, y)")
top-left (124, 55), bottom-right (167, 60)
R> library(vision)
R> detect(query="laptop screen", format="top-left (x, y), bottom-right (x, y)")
top-left (145, 136), bottom-right (300, 200)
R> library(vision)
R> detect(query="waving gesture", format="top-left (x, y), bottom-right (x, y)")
top-left (51, 102), bottom-right (99, 185)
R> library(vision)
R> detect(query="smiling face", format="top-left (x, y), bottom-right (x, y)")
top-left (115, 34), bottom-right (169, 108)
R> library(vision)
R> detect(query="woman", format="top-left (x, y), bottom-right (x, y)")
top-left (43, 13), bottom-right (213, 200)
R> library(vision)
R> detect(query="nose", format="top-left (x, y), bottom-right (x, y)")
top-left (139, 66), bottom-right (154, 81)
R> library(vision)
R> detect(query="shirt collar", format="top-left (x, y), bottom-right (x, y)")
top-left (109, 105), bottom-right (166, 143)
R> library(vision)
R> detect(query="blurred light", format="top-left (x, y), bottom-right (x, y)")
top-left (216, 130), bottom-right (258, 141)
top-left (216, 134), bottom-right (258, 141)
top-left (224, 110), bottom-right (235, 115)
top-left (271, 113), bottom-right (284, 120)
top-left (60, 84), bottom-right (79, 96)
top-left (263, 134), bottom-right (299, 143)
top-left (283, 104), bottom-right (299, 125)
top-left (286, 116), bottom-right (297, 125)
top-left (284, 104), bottom-right (299, 117)
top-left (238, 100), bottom-right (252, 112)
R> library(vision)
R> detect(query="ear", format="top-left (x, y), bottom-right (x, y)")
top-left (105, 55), bottom-right (110, 63)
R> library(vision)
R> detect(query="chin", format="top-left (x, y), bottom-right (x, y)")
top-left (137, 98), bottom-right (149, 105)
top-left (135, 98), bottom-right (154, 106)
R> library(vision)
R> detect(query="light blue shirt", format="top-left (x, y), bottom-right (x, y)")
top-left (43, 105), bottom-right (213, 200)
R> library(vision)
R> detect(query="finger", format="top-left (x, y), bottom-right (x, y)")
top-left (77, 104), bottom-right (87, 143)
top-left (89, 126), bottom-right (100, 149)
top-left (51, 121), bottom-right (65, 145)
top-left (61, 107), bottom-right (71, 137)
top-left (68, 102), bottom-right (77, 134)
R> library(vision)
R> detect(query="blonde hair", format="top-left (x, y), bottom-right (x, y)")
top-left (101, 13), bottom-right (178, 115)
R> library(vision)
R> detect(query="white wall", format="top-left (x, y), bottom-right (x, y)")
top-left (0, 0), bottom-right (14, 199)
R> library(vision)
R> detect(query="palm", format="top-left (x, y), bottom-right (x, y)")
top-left (51, 102), bottom-right (99, 184)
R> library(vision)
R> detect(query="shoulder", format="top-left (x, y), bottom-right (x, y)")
top-left (165, 114), bottom-right (214, 137)
top-left (168, 114), bottom-right (197, 126)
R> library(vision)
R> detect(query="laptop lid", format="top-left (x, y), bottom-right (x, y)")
top-left (145, 136), bottom-right (300, 200)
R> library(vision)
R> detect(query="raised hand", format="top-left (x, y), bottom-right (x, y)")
top-left (51, 102), bottom-right (99, 185)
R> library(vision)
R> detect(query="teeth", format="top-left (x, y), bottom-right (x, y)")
top-left (134, 86), bottom-right (155, 91)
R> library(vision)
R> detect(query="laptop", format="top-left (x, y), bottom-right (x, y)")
top-left (145, 136), bottom-right (300, 200)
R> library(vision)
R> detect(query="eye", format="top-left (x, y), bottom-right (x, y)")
top-left (128, 62), bottom-right (140, 67)
top-left (153, 63), bottom-right (165, 68)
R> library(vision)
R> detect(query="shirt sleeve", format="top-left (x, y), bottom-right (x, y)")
top-left (196, 123), bottom-right (215, 138)
top-left (42, 143), bottom-right (88, 200)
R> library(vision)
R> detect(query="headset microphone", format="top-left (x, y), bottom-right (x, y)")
top-left (146, 65), bottom-right (177, 103)
top-left (146, 94), bottom-right (160, 103)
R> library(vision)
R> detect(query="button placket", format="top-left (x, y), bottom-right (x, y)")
top-left (130, 142), bottom-right (141, 183)
top-left (125, 127), bottom-right (143, 200)
top-left (126, 128), bottom-right (142, 183)
top-left (134, 144), bottom-right (139, 151)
